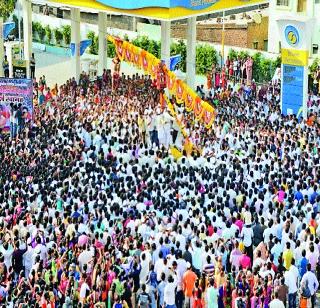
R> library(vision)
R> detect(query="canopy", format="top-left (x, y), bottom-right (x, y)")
top-left (49, 0), bottom-right (267, 20)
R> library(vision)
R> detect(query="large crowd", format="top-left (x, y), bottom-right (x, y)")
top-left (0, 62), bottom-right (320, 308)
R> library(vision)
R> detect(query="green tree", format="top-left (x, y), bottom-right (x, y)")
top-left (0, 0), bottom-right (16, 22)
top-left (228, 49), bottom-right (238, 61)
top-left (62, 25), bottom-right (71, 45)
top-left (309, 58), bottom-right (319, 73)
top-left (45, 25), bottom-right (52, 45)
top-left (107, 40), bottom-right (116, 58)
top-left (171, 40), bottom-right (187, 72)
top-left (252, 52), bottom-right (262, 82)
top-left (259, 57), bottom-right (273, 82)
top-left (196, 44), bottom-right (217, 75)
top-left (54, 28), bottom-right (63, 46)
top-left (238, 50), bottom-right (249, 60)
top-left (36, 23), bottom-right (46, 42)
top-left (147, 40), bottom-right (158, 57)
top-left (87, 31), bottom-right (98, 55)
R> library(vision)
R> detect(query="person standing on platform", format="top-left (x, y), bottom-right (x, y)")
top-left (2, 55), bottom-right (9, 78)
top-left (30, 53), bottom-right (36, 79)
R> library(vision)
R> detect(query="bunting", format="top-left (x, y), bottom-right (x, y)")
top-left (107, 35), bottom-right (216, 128)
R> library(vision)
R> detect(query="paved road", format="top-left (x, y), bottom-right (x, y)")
top-left (34, 50), bottom-right (144, 87)
top-left (33, 50), bottom-right (206, 88)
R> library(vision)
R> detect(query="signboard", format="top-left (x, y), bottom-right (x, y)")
top-left (13, 60), bottom-right (27, 79)
top-left (282, 65), bottom-right (304, 115)
top-left (50, 0), bottom-right (267, 20)
top-left (277, 18), bottom-right (312, 118)
top-left (0, 78), bottom-right (33, 128)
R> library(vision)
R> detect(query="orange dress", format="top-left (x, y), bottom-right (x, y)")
top-left (207, 72), bottom-right (212, 89)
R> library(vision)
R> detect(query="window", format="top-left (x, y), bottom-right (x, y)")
top-left (276, 0), bottom-right (289, 6)
top-left (297, 0), bottom-right (307, 12)
top-left (313, 44), bottom-right (319, 54)
top-left (253, 42), bottom-right (258, 49)
top-left (264, 40), bottom-right (268, 51)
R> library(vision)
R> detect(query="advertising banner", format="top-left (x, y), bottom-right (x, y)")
top-left (50, 0), bottom-right (267, 20)
top-left (277, 18), bottom-right (312, 118)
top-left (0, 78), bottom-right (33, 128)
top-left (12, 60), bottom-right (27, 79)
top-left (282, 65), bottom-right (304, 115)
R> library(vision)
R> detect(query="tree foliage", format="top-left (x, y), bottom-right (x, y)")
top-left (228, 49), bottom-right (280, 83)
top-left (44, 25), bottom-right (52, 44)
top-left (62, 25), bottom-right (71, 45)
top-left (87, 31), bottom-right (98, 55)
top-left (54, 28), bottom-right (63, 46)
top-left (0, 0), bottom-right (16, 22)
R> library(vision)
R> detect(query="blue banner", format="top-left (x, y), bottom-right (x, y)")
top-left (80, 39), bottom-right (92, 56)
top-left (70, 40), bottom-right (92, 56)
top-left (0, 78), bottom-right (33, 128)
top-left (170, 54), bottom-right (182, 71)
top-left (70, 43), bottom-right (76, 56)
top-left (282, 64), bottom-right (304, 116)
top-left (3, 22), bottom-right (15, 39)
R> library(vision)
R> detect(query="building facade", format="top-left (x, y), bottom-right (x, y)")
top-left (268, 0), bottom-right (320, 57)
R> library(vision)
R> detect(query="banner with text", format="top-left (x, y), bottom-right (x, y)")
top-left (0, 78), bottom-right (33, 128)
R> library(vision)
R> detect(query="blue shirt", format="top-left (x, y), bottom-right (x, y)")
top-left (310, 191), bottom-right (318, 205)
top-left (160, 245), bottom-right (170, 259)
top-left (294, 191), bottom-right (303, 202)
top-left (299, 257), bottom-right (308, 277)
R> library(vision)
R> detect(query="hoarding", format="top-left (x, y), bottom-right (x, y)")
top-left (50, 0), bottom-right (267, 20)
top-left (0, 78), bottom-right (33, 128)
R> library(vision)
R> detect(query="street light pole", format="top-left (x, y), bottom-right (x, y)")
top-left (18, 0), bottom-right (22, 60)
top-left (221, 10), bottom-right (225, 66)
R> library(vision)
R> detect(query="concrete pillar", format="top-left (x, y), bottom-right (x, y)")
top-left (186, 17), bottom-right (196, 90)
top-left (132, 17), bottom-right (137, 32)
top-left (71, 7), bottom-right (81, 81)
top-left (22, 0), bottom-right (32, 78)
top-left (0, 18), bottom-right (3, 77)
top-left (98, 12), bottom-right (107, 76)
top-left (161, 21), bottom-right (171, 68)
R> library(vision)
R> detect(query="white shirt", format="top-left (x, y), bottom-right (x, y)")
top-left (300, 271), bottom-right (319, 295)
top-left (164, 279), bottom-right (177, 306)
top-left (240, 226), bottom-right (253, 247)
top-left (269, 298), bottom-right (285, 308)
top-left (284, 270), bottom-right (298, 294)
top-left (80, 282), bottom-right (90, 300)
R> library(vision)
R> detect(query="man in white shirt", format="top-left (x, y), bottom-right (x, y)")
top-left (269, 291), bottom-right (285, 308)
top-left (240, 224), bottom-right (254, 260)
top-left (79, 276), bottom-right (90, 303)
top-left (284, 268), bottom-right (298, 308)
top-left (163, 274), bottom-right (177, 307)
top-left (300, 263), bottom-right (319, 308)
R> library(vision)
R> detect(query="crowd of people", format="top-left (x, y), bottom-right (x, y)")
top-left (0, 60), bottom-right (320, 308)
